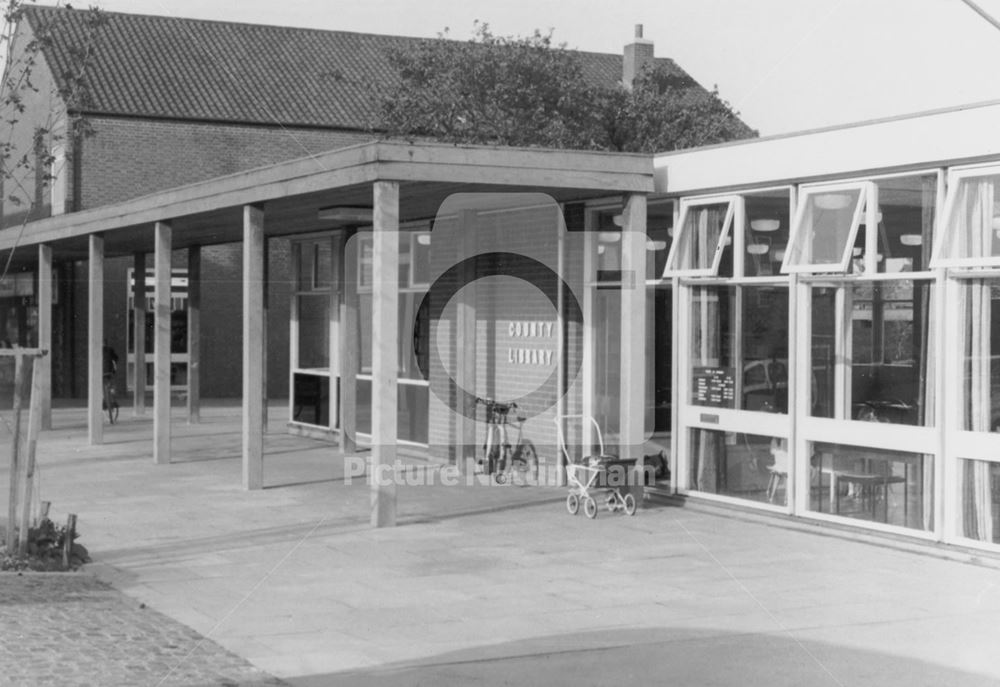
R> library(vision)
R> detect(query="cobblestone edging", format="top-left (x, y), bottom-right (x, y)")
top-left (0, 573), bottom-right (286, 687)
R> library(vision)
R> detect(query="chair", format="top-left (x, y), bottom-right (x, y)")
top-left (766, 438), bottom-right (789, 503)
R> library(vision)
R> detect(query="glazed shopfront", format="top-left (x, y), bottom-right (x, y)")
top-left (657, 102), bottom-right (1000, 552)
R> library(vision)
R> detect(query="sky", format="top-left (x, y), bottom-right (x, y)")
top-left (46, 0), bottom-right (1000, 135)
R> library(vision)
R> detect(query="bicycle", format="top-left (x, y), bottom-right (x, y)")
top-left (476, 398), bottom-right (538, 485)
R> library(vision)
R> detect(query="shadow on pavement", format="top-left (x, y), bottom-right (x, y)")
top-left (285, 626), bottom-right (998, 687)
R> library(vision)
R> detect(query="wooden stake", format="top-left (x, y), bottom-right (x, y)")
top-left (18, 356), bottom-right (45, 556)
top-left (5, 354), bottom-right (25, 552)
top-left (62, 513), bottom-right (76, 568)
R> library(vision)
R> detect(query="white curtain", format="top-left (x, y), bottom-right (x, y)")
top-left (963, 180), bottom-right (995, 542)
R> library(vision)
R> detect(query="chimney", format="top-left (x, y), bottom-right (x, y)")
top-left (623, 24), bottom-right (654, 89)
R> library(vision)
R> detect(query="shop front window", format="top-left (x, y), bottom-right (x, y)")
top-left (810, 280), bottom-right (934, 425)
top-left (689, 429), bottom-right (788, 505)
top-left (960, 458), bottom-right (1000, 544)
top-left (690, 284), bottom-right (790, 413)
top-left (810, 442), bottom-right (932, 530)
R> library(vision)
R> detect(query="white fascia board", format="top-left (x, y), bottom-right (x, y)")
top-left (654, 101), bottom-right (1000, 195)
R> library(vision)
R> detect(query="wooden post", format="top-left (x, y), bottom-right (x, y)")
top-left (88, 235), bottom-right (104, 446)
top-left (37, 244), bottom-right (52, 430)
top-left (340, 231), bottom-right (358, 455)
top-left (18, 356), bottom-right (45, 556)
top-left (5, 355), bottom-right (25, 551)
top-left (619, 194), bottom-right (647, 504)
top-left (371, 181), bottom-right (399, 527)
top-left (133, 252), bottom-right (147, 416)
top-left (243, 204), bottom-right (265, 490)
top-left (62, 513), bottom-right (76, 568)
top-left (154, 223), bottom-right (172, 464)
top-left (187, 246), bottom-right (201, 424)
top-left (262, 239), bottom-right (269, 432)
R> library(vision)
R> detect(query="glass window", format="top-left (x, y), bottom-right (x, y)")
top-left (871, 174), bottom-right (937, 273)
top-left (297, 293), bottom-right (329, 370)
top-left (933, 169), bottom-right (1000, 267)
top-left (810, 281), bottom-right (934, 425)
top-left (358, 292), bottom-right (429, 379)
top-left (782, 185), bottom-right (865, 272)
top-left (412, 233), bottom-right (432, 287)
top-left (689, 284), bottom-right (789, 413)
top-left (355, 379), bottom-right (429, 445)
top-left (810, 442), bottom-right (933, 530)
top-left (960, 278), bottom-right (1000, 432)
top-left (689, 429), bottom-right (788, 505)
top-left (665, 199), bottom-right (735, 276)
top-left (960, 458), bottom-right (1000, 543)
top-left (293, 373), bottom-right (330, 427)
top-left (297, 239), bottom-right (332, 291)
top-left (744, 190), bottom-right (790, 278)
top-left (646, 201), bottom-right (674, 280)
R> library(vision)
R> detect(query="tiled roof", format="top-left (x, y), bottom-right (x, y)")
top-left (23, 5), bottom-right (703, 130)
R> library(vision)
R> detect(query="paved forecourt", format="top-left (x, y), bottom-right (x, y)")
top-left (2, 403), bottom-right (1000, 686)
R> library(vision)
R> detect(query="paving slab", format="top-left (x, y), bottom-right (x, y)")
top-left (2, 403), bottom-right (1000, 685)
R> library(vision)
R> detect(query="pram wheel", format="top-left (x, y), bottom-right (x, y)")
top-left (566, 493), bottom-right (580, 515)
top-left (623, 493), bottom-right (637, 516)
top-left (495, 472), bottom-right (506, 485)
top-left (584, 496), bottom-right (597, 519)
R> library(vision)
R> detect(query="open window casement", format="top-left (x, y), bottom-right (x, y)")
top-left (781, 182), bottom-right (871, 274)
top-left (930, 165), bottom-right (1000, 269)
top-left (663, 196), bottom-right (738, 277)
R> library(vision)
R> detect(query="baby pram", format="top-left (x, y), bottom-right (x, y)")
top-left (555, 415), bottom-right (638, 519)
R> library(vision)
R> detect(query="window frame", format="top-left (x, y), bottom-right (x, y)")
top-left (780, 181), bottom-right (870, 274)
top-left (663, 194), bottom-right (740, 278)
top-left (930, 163), bottom-right (1000, 269)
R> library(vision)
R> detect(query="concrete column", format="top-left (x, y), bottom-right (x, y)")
top-left (37, 244), bottom-right (52, 430)
top-left (87, 235), bottom-right (103, 445)
top-left (243, 205), bottom-right (265, 490)
top-left (339, 231), bottom-right (358, 455)
top-left (154, 222), bottom-right (172, 464)
top-left (619, 194), bottom-right (647, 502)
top-left (455, 210), bottom-right (477, 473)
top-left (187, 246), bottom-right (201, 424)
top-left (133, 252), bottom-right (146, 416)
top-left (371, 181), bottom-right (399, 527)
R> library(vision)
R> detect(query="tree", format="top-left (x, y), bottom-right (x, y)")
top-left (377, 23), bottom-right (756, 152)
top-left (1, 1), bottom-right (106, 229)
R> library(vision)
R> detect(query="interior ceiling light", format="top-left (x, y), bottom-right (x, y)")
top-left (598, 231), bottom-right (621, 243)
top-left (899, 233), bottom-right (922, 246)
top-left (750, 219), bottom-right (780, 232)
top-left (814, 193), bottom-right (853, 210)
top-left (747, 243), bottom-right (769, 255)
top-left (858, 209), bottom-right (883, 225)
top-left (646, 240), bottom-right (667, 251)
top-left (317, 206), bottom-right (373, 224)
top-left (416, 233), bottom-right (432, 246)
top-left (774, 248), bottom-right (786, 262)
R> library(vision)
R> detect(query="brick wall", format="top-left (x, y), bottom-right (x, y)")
top-left (78, 117), bottom-right (373, 207)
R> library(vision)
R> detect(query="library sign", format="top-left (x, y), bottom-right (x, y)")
top-left (505, 320), bottom-right (557, 367)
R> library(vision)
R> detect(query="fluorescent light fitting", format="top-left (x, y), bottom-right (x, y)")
top-left (599, 231), bottom-right (621, 243)
top-left (750, 219), bottom-right (779, 232)
top-left (899, 234), bottom-right (922, 246)
top-left (747, 243), bottom-right (769, 255)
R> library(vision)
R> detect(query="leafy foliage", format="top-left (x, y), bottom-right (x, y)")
top-left (0, 517), bottom-right (89, 571)
top-left (377, 23), bottom-right (756, 152)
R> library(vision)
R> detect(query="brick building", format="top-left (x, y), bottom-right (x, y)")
top-left (1, 6), bottom-right (717, 404)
